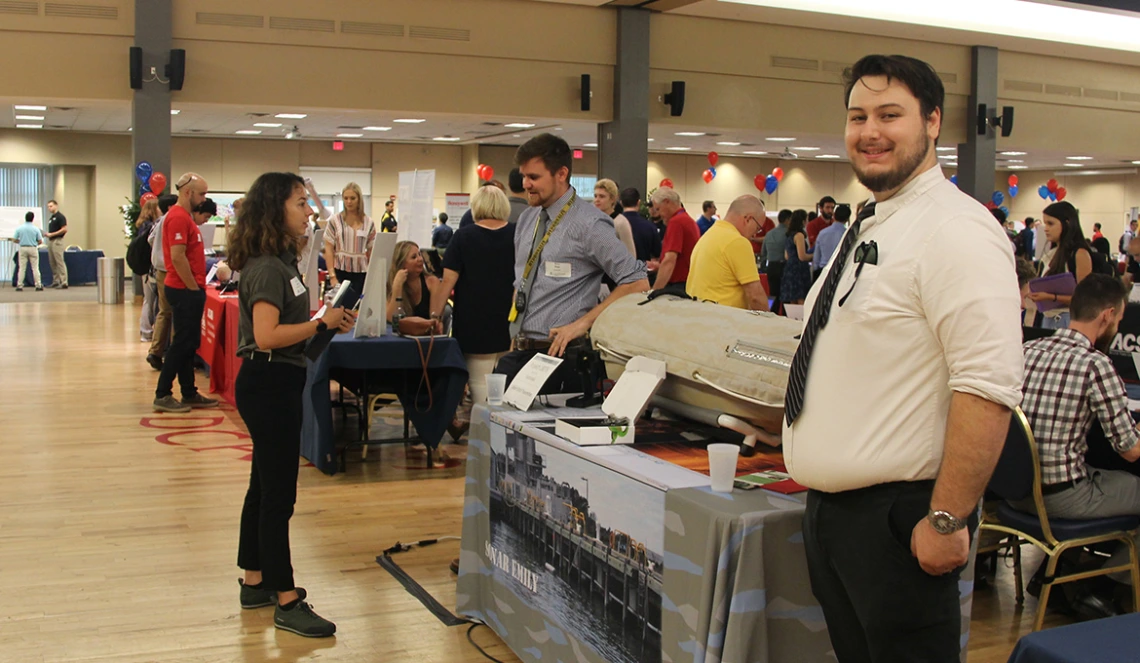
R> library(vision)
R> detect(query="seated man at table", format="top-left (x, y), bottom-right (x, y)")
top-left (685, 195), bottom-right (768, 311)
top-left (497, 133), bottom-right (649, 393)
top-left (1018, 274), bottom-right (1140, 592)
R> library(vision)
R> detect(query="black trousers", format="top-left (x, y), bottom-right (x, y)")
top-left (803, 481), bottom-right (976, 663)
top-left (155, 286), bottom-right (206, 400)
top-left (236, 360), bottom-right (306, 591)
top-left (765, 261), bottom-right (784, 313)
top-left (495, 340), bottom-right (599, 395)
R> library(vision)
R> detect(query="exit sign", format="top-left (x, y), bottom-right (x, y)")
top-left (573, 150), bottom-right (583, 159)
top-left (332, 141), bottom-right (344, 151)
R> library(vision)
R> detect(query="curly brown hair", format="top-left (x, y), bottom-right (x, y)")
top-left (226, 172), bottom-right (304, 272)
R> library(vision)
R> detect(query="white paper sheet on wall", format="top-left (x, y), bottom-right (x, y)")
top-left (396, 169), bottom-right (435, 249)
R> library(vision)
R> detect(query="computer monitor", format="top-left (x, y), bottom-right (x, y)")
top-left (354, 233), bottom-right (399, 339)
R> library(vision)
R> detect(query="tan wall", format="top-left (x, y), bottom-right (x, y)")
top-left (996, 169), bottom-right (1140, 248)
top-left (371, 143), bottom-right (463, 219)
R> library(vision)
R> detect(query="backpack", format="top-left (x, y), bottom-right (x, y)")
top-left (126, 221), bottom-right (153, 276)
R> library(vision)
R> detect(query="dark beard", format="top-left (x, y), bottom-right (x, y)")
top-left (853, 137), bottom-right (931, 193)
top-left (1095, 328), bottom-right (1116, 353)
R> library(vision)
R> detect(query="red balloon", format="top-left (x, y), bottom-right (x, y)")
top-left (702, 169), bottom-right (714, 184)
top-left (772, 167), bottom-right (785, 182)
top-left (754, 174), bottom-right (766, 191)
top-left (1055, 187), bottom-right (1067, 201)
top-left (659, 178), bottom-right (674, 189)
top-left (140, 192), bottom-right (157, 205)
top-left (707, 151), bottom-right (719, 167)
top-left (149, 172), bottom-right (167, 195)
top-left (1008, 174), bottom-right (1019, 187)
top-left (1047, 178), bottom-right (1059, 193)
top-left (482, 165), bottom-right (494, 181)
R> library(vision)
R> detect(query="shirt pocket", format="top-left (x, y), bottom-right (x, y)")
top-left (833, 263), bottom-right (881, 320)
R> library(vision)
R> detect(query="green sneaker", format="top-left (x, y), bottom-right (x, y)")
top-left (153, 395), bottom-right (191, 413)
top-left (274, 600), bottom-right (336, 638)
top-left (238, 579), bottom-right (307, 609)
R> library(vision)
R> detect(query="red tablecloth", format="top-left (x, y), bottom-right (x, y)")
top-left (197, 287), bottom-right (242, 405)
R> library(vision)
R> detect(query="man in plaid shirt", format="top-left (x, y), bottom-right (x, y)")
top-left (1019, 274), bottom-right (1140, 568)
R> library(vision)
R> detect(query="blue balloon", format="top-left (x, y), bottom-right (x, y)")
top-left (1038, 185), bottom-right (1050, 200)
top-left (765, 174), bottom-right (778, 195)
top-left (139, 182), bottom-right (150, 197)
top-left (949, 175), bottom-right (958, 185)
top-left (136, 161), bottom-right (153, 182)
top-left (1049, 191), bottom-right (1057, 202)
top-left (992, 191), bottom-right (1004, 206)
top-left (1000, 206), bottom-right (1009, 216)
top-left (709, 167), bottom-right (717, 178)
top-left (1009, 185), bottom-right (1018, 198)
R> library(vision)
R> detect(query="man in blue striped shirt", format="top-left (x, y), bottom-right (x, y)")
top-left (12, 211), bottom-right (44, 291)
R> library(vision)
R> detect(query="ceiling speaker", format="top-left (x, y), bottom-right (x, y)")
top-left (664, 81), bottom-right (685, 117)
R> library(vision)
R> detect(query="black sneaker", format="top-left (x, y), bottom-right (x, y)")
top-left (274, 600), bottom-right (336, 638)
top-left (35, 286), bottom-right (43, 291)
top-left (146, 353), bottom-right (163, 371)
top-left (239, 579), bottom-right (307, 609)
top-left (181, 393), bottom-right (219, 409)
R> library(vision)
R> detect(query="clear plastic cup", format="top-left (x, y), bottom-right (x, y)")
top-left (486, 373), bottom-right (507, 406)
top-left (707, 443), bottom-right (740, 493)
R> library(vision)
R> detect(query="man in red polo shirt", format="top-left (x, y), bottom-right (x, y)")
top-left (805, 195), bottom-right (836, 246)
top-left (649, 187), bottom-right (700, 294)
top-left (153, 172), bottom-right (219, 413)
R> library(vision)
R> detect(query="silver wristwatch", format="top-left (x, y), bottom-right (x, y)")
top-left (927, 510), bottom-right (967, 535)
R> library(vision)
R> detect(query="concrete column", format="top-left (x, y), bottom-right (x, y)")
top-left (598, 7), bottom-right (650, 198)
top-left (956, 46), bottom-right (998, 205)
top-left (131, 0), bottom-right (172, 195)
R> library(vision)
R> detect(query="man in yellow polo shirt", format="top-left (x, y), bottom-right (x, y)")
top-left (686, 195), bottom-right (769, 311)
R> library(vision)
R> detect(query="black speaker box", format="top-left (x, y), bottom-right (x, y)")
top-left (580, 74), bottom-right (591, 111)
top-left (664, 81), bottom-right (685, 117)
top-left (167, 49), bottom-right (186, 91)
top-left (129, 46), bottom-right (142, 90)
top-left (1000, 106), bottom-right (1014, 137)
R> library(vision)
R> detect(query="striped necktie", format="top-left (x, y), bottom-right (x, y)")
top-left (784, 202), bottom-right (876, 425)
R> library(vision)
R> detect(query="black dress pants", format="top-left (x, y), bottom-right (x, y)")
top-left (765, 261), bottom-right (784, 313)
top-left (803, 481), bottom-right (977, 663)
top-left (155, 286), bottom-right (205, 400)
top-left (235, 360), bottom-right (307, 591)
top-left (495, 340), bottom-right (599, 395)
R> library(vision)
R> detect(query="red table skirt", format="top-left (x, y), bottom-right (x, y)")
top-left (197, 288), bottom-right (242, 406)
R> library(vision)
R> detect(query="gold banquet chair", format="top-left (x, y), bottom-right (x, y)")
top-left (980, 407), bottom-right (1140, 631)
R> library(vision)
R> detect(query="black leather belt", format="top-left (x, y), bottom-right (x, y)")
top-left (513, 337), bottom-right (553, 352)
top-left (1041, 477), bottom-right (1084, 496)
top-left (242, 350), bottom-right (274, 362)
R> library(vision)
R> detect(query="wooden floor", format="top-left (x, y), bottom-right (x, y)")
top-left (0, 298), bottom-right (1074, 662)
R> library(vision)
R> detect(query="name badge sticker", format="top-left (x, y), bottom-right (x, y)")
top-left (290, 276), bottom-right (306, 297)
top-left (545, 262), bottom-right (572, 278)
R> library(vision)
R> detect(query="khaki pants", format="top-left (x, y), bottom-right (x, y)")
top-left (17, 246), bottom-right (42, 288)
top-left (149, 270), bottom-right (172, 357)
top-left (465, 352), bottom-right (506, 405)
top-left (48, 238), bottom-right (67, 286)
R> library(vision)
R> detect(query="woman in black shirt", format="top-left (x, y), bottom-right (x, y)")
top-left (430, 185), bottom-right (515, 408)
top-left (226, 172), bottom-right (354, 638)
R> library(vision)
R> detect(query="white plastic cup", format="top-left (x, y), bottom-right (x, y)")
top-left (707, 443), bottom-right (740, 493)
top-left (486, 373), bottom-right (507, 406)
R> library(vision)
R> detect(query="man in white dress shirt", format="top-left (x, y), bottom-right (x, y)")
top-left (782, 54), bottom-right (1024, 662)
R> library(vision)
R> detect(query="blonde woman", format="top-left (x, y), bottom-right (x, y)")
top-left (136, 198), bottom-right (162, 342)
top-left (387, 240), bottom-right (442, 335)
top-left (430, 185), bottom-right (515, 407)
top-left (322, 182), bottom-right (375, 290)
top-left (594, 178), bottom-right (636, 257)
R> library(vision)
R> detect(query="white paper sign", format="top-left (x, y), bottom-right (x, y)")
top-left (503, 353), bottom-right (565, 411)
top-left (444, 193), bottom-right (470, 228)
top-left (205, 263), bottom-right (220, 284)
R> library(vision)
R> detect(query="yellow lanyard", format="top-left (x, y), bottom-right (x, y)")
top-left (520, 192), bottom-right (577, 286)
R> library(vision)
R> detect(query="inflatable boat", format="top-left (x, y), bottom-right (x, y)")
top-left (591, 292), bottom-right (802, 452)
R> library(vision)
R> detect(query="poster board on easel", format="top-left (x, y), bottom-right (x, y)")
top-left (397, 169), bottom-right (435, 249)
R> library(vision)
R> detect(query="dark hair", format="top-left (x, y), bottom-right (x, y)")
top-left (196, 198), bottom-right (217, 217)
top-left (843, 55), bottom-right (945, 121)
top-left (619, 187), bottom-right (641, 209)
top-left (834, 204), bottom-right (852, 223)
top-left (808, 211), bottom-right (817, 222)
top-left (508, 168), bottom-right (525, 194)
top-left (788, 209), bottom-right (809, 235)
top-left (702, 200), bottom-right (715, 213)
top-left (1024, 217), bottom-right (1035, 227)
top-left (1015, 258), bottom-right (1037, 289)
top-left (25, 211), bottom-right (34, 223)
top-left (819, 196), bottom-right (837, 206)
top-left (515, 133), bottom-right (573, 178)
top-left (385, 199), bottom-right (394, 207)
top-left (991, 207), bottom-right (1007, 225)
top-left (438, 212), bottom-right (448, 224)
top-left (1071, 273), bottom-right (1127, 322)
top-left (1043, 201), bottom-right (1091, 277)
top-left (1094, 223), bottom-right (1102, 230)
top-left (158, 194), bottom-right (178, 214)
top-left (226, 172), bottom-right (305, 272)
top-left (47, 199), bottom-right (57, 205)
top-left (777, 209), bottom-right (792, 224)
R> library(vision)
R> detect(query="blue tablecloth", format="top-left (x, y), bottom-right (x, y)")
top-left (11, 249), bottom-right (104, 286)
top-left (301, 331), bottom-right (468, 474)
top-left (1006, 613), bottom-right (1140, 663)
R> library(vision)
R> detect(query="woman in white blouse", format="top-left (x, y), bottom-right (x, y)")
top-left (321, 182), bottom-right (376, 291)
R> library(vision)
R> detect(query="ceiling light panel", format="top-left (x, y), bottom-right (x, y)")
top-left (275, 113), bottom-right (307, 119)
top-left (15, 105), bottom-right (47, 111)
